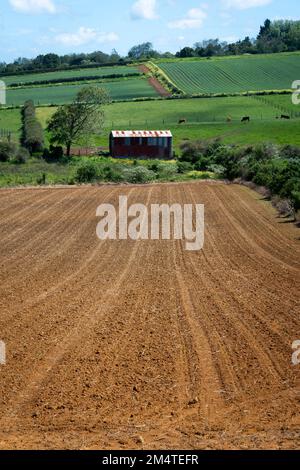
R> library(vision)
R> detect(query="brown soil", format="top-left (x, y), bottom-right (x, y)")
top-left (0, 182), bottom-right (299, 450)
top-left (138, 64), bottom-right (171, 98)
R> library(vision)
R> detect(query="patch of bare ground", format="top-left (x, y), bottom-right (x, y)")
top-left (138, 65), bottom-right (171, 98)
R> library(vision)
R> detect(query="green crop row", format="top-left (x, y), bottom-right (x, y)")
top-left (158, 54), bottom-right (300, 95)
top-left (5, 77), bottom-right (159, 106)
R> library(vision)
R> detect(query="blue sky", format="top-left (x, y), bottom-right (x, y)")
top-left (0, 0), bottom-right (298, 62)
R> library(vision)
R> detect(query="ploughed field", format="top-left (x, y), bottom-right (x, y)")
top-left (0, 182), bottom-right (299, 449)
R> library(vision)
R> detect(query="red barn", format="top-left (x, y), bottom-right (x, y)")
top-left (110, 130), bottom-right (173, 159)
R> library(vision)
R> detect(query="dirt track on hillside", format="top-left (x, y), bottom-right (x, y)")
top-left (0, 182), bottom-right (299, 450)
top-left (138, 64), bottom-right (171, 97)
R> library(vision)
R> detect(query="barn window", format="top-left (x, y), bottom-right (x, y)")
top-left (125, 137), bottom-right (130, 146)
top-left (148, 137), bottom-right (158, 146)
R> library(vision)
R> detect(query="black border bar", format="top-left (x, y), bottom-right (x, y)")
top-left (0, 451), bottom-right (299, 466)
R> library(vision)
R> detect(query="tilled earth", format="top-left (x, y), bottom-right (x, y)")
top-left (0, 182), bottom-right (299, 449)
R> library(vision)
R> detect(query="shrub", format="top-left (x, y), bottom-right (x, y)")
top-left (177, 161), bottom-right (193, 174)
top-left (42, 145), bottom-right (64, 162)
top-left (12, 147), bottom-right (30, 164)
top-left (194, 155), bottom-right (211, 171)
top-left (179, 139), bottom-right (221, 165)
top-left (155, 163), bottom-right (178, 180)
top-left (103, 165), bottom-right (124, 183)
top-left (75, 162), bottom-right (99, 183)
top-left (272, 197), bottom-right (294, 217)
top-left (36, 173), bottom-right (46, 185)
top-left (123, 166), bottom-right (156, 184)
top-left (291, 191), bottom-right (300, 214)
top-left (0, 142), bottom-right (17, 162)
top-left (281, 145), bottom-right (300, 160)
top-left (21, 100), bottom-right (44, 154)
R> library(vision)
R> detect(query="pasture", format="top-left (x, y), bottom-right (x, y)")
top-left (34, 95), bottom-right (300, 148)
top-left (158, 53), bottom-right (300, 95)
top-left (2, 93), bottom-right (300, 149)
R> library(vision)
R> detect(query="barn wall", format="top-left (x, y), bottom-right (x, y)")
top-left (110, 136), bottom-right (173, 159)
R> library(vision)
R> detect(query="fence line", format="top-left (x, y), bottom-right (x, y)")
top-left (0, 128), bottom-right (13, 141)
top-left (108, 114), bottom-right (300, 128)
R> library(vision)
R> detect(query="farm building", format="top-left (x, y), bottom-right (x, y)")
top-left (110, 131), bottom-right (173, 159)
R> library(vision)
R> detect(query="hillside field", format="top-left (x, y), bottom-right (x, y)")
top-left (158, 53), bottom-right (300, 95)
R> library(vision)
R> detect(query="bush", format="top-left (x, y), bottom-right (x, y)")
top-left (75, 162), bottom-right (99, 183)
top-left (12, 147), bottom-right (30, 164)
top-left (179, 139), bottom-right (221, 165)
top-left (0, 142), bottom-right (17, 162)
top-left (21, 100), bottom-right (44, 154)
top-left (123, 166), bottom-right (156, 184)
top-left (103, 165), bottom-right (124, 183)
top-left (291, 191), bottom-right (300, 213)
top-left (272, 197), bottom-right (294, 217)
top-left (36, 173), bottom-right (46, 185)
top-left (194, 155), bottom-right (211, 171)
top-left (177, 161), bottom-right (193, 174)
top-left (155, 163), bottom-right (178, 180)
top-left (42, 145), bottom-right (64, 162)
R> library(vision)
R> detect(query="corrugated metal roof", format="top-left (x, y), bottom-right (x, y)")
top-left (111, 130), bottom-right (172, 138)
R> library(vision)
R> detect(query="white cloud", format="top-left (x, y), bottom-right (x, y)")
top-left (55, 27), bottom-right (119, 47)
top-left (9, 0), bottom-right (57, 14)
top-left (168, 8), bottom-right (207, 30)
top-left (223, 0), bottom-right (272, 10)
top-left (131, 0), bottom-right (158, 20)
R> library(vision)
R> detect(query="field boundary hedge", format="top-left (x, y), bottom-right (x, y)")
top-left (1, 88), bottom-right (298, 109)
top-left (0, 61), bottom-right (135, 79)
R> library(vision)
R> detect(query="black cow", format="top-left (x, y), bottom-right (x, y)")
top-left (178, 119), bottom-right (186, 124)
top-left (280, 114), bottom-right (291, 120)
top-left (241, 116), bottom-right (250, 123)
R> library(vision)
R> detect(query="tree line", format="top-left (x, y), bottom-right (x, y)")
top-left (176, 19), bottom-right (300, 58)
top-left (1, 19), bottom-right (300, 76)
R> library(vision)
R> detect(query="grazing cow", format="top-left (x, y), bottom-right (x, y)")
top-left (241, 116), bottom-right (250, 123)
top-left (280, 114), bottom-right (291, 120)
top-left (178, 119), bottom-right (186, 124)
top-left (226, 116), bottom-right (232, 123)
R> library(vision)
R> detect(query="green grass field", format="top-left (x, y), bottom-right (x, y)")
top-left (1, 65), bottom-right (140, 86)
top-left (0, 108), bottom-right (21, 141)
top-left (5, 77), bottom-right (159, 106)
top-left (34, 96), bottom-right (300, 149)
top-left (158, 53), bottom-right (300, 94)
top-left (251, 93), bottom-right (300, 115)
top-left (2, 94), bottom-right (300, 150)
